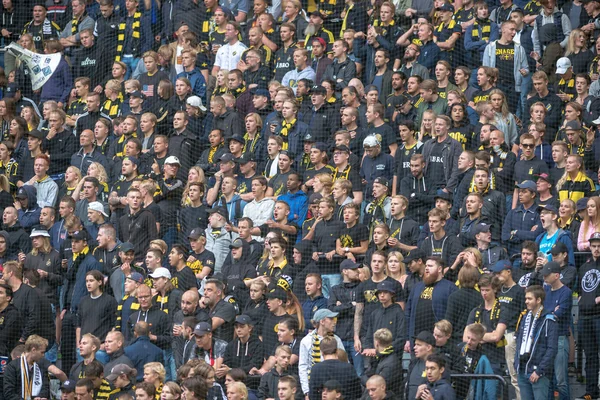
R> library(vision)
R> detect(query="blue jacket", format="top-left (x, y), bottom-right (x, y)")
top-left (17, 185), bottom-right (41, 230)
top-left (514, 309), bottom-right (558, 377)
top-left (40, 56), bottom-right (72, 104)
top-left (405, 279), bottom-right (457, 340)
top-left (302, 295), bottom-right (328, 330)
top-left (177, 68), bottom-right (207, 101)
top-left (417, 40), bottom-right (441, 73)
top-left (278, 190), bottom-right (308, 228)
top-left (124, 335), bottom-right (164, 382)
top-left (535, 228), bottom-right (575, 267)
top-left (501, 204), bottom-right (544, 257)
top-left (275, 120), bottom-right (308, 158)
top-left (61, 253), bottom-right (101, 312)
top-left (464, 22), bottom-right (499, 68)
top-left (473, 354), bottom-right (497, 400)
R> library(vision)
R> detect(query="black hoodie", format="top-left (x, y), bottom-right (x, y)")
top-left (291, 240), bottom-right (319, 302)
top-left (222, 240), bottom-right (258, 309)
top-left (223, 334), bottom-right (264, 373)
top-left (3, 222), bottom-right (31, 257)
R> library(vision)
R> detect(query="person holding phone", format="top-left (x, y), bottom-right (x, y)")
top-left (415, 353), bottom-right (455, 400)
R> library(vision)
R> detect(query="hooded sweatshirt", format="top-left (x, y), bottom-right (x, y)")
top-left (222, 240), bottom-right (258, 308)
top-left (17, 185), bottom-right (41, 230)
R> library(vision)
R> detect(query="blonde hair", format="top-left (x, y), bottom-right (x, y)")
top-left (0, 175), bottom-right (9, 192)
top-left (66, 166), bottom-right (82, 184)
top-left (88, 162), bottom-right (108, 185)
top-left (420, 110), bottom-right (437, 139)
top-left (229, 382), bottom-right (248, 400)
top-left (556, 154), bottom-right (585, 193)
top-left (315, 173), bottom-right (333, 196)
top-left (144, 362), bottom-right (166, 383)
top-left (31, 236), bottom-right (52, 256)
top-left (565, 29), bottom-right (587, 57)
top-left (386, 251), bottom-right (406, 279)
top-left (182, 166), bottom-right (207, 206)
top-left (489, 89), bottom-right (510, 118)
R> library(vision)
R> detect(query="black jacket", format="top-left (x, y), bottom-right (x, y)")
top-left (23, 249), bottom-right (62, 305)
top-left (362, 350), bottom-right (403, 395)
top-left (309, 359), bottom-right (362, 400)
top-left (328, 280), bottom-right (361, 341)
top-left (127, 305), bottom-right (171, 349)
top-left (43, 128), bottom-right (78, 175)
top-left (3, 356), bottom-right (50, 400)
top-left (11, 283), bottom-right (41, 343)
top-left (214, 109), bottom-right (245, 139)
top-left (223, 335), bottom-right (264, 373)
top-left (258, 368), bottom-right (302, 400)
top-left (445, 287), bottom-right (483, 343)
top-left (0, 304), bottom-right (22, 356)
top-left (364, 303), bottom-right (406, 352)
top-left (71, 43), bottom-right (113, 88)
top-left (118, 208), bottom-right (158, 261)
top-left (3, 222), bottom-right (31, 258)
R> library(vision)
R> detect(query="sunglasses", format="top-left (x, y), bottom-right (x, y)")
top-left (522, 143), bottom-right (535, 148)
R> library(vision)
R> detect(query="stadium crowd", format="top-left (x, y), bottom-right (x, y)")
top-left (3, 0), bottom-right (600, 399)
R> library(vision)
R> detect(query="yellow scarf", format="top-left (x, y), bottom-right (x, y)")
top-left (72, 245), bottom-right (90, 261)
top-left (279, 118), bottom-right (296, 150)
top-left (115, 12), bottom-right (141, 61)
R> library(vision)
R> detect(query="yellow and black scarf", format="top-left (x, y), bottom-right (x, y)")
top-left (471, 18), bottom-right (491, 41)
top-left (71, 11), bottom-right (87, 35)
top-left (115, 11), bottom-right (141, 61)
top-left (243, 132), bottom-right (261, 154)
top-left (208, 143), bottom-right (223, 163)
top-left (230, 85), bottom-right (246, 98)
top-left (279, 119), bottom-right (296, 150)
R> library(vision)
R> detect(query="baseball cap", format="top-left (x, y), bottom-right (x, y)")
top-left (577, 198), bottom-right (589, 211)
top-left (404, 249), bottom-right (426, 263)
top-left (123, 156), bottom-right (138, 166)
top-left (236, 152), bottom-right (256, 164)
top-left (208, 206), bottom-right (228, 220)
top-left (414, 331), bottom-right (436, 346)
top-left (322, 381), bottom-right (342, 392)
top-left (340, 259), bottom-right (360, 272)
top-left (304, 133), bottom-right (316, 142)
top-left (490, 260), bottom-right (512, 273)
top-left (187, 96), bottom-right (207, 112)
top-left (220, 153), bottom-right (235, 163)
top-left (126, 272), bottom-right (144, 284)
top-left (15, 187), bottom-right (28, 199)
top-left (516, 180), bottom-right (537, 192)
top-left (266, 287), bottom-right (288, 301)
top-left (61, 380), bottom-right (77, 392)
top-left (188, 228), bottom-right (206, 240)
top-left (252, 88), bottom-right (270, 101)
top-left (309, 193), bottom-right (323, 205)
top-left (164, 156), bottom-right (181, 166)
top-left (550, 242), bottom-right (568, 255)
top-left (194, 321), bottom-right (212, 336)
top-left (118, 242), bottom-right (135, 253)
top-left (556, 57), bottom-right (572, 75)
top-left (363, 135), bottom-right (381, 148)
top-left (88, 201), bottom-right (108, 217)
top-left (128, 90), bottom-right (146, 99)
top-left (106, 364), bottom-right (137, 381)
top-left (438, 2), bottom-right (455, 11)
top-left (311, 85), bottom-right (327, 95)
top-left (230, 238), bottom-right (244, 249)
top-left (376, 280), bottom-right (396, 294)
top-left (30, 228), bottom-right (50, 238)
top-left (538, 204), bottom-right (558, 215)
top-left (235, 315), bottom-right (255, 326)
top-left (534, 173), bottom-right (553, 185)
top-left (472, 223), bottom-right (491, 236)
top-left (229, 134), bottom-right (245, 145)
top-left (589, 232), bottom-right (600, 242)
top-left (28, 129), bottom-right (45, 140)
top-left (149, 267), bottom-right (172, 280)
top-left (4, 82), bottom-right (19, 98)
top-left (70, 230), bottom-right (88, 241)
top-left (373, 177), bottom-right (390, 188)
top-left (434, 191), bottom-right (453, 203)
top-left (541, 261), bottom-right (562, 276)
top-left (333, 144), bottom-right (350, 154)
top-left (313, 309), bottom-right (338, 322)
top-left (311, 142), bottom-right (328, 152)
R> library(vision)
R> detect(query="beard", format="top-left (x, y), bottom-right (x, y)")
top-left (480, 138), bottom-right (490, 147)
top-left (423, 269), bottom-right (439, 285)
top-left (403, 54), bottom-right (416, 62)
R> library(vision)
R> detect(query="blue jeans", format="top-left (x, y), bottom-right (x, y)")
top-left (321, 273), bottom-right (342, 298)
top-left (550, 335), bottom-right (570, 400)
top-left (163, 348), bottom-right (176, 382)
top-left (162, 227), bottom-right (179, 252)
top-left (342, 340), bottom-right (364, 376)
top-left (45, 341), bottom-right (57, 363)
top-left (519, 74), bottom-right (533, 121)
top-left (580, 317), bottom-right (600, 396)
top-left (121, 55), bottom-right (140, 80)
top-left (518, 372), bottom-right (550, 400)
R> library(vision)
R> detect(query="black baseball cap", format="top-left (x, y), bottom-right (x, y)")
top-left (404, 249), bottom-right (426, 263)
top-left (550, 242), bottom-right (568, 255)
top-left (414, 331), bottom-right (436, 346)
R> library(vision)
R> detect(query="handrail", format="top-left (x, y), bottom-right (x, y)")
top-left (450, 373), bottom-right (509, 400)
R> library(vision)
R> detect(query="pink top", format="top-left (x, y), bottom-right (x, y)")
top-left (578, 221), bottom-right (599, 251)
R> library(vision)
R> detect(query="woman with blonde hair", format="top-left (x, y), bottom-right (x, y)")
top-left (144, 362), bottom-right (166, 398)
top-left (58, 166), bottom-right (82, 201)
top-left (578, 196), bottom-right (600, 250)
top-left (489, 89), bottom-right (518, 149)
top-left (72, 162), bottom-right (109, 202)
top-left (214, 70), bottom-right (229, 97)
top-left (556, 155), bottom-right (595, 202)
top-left (182, 166), bottom-right (207, 206)
top-left (312, 173), bottom-right (333, 198)
top-left (419, 109), bottom-right (436, 142)
top-left (558, 198), bottom-right (581, 240)
top-left (565, 29), bottom-right (594, 74)
top-left (23, 228), bottom-right (61, 309)
top-left (244, 113), bottom-right (264, 159)
top-left (226, 382), bottom-right (248, 400)
top-left (386, 251), bottom-right (406, 287)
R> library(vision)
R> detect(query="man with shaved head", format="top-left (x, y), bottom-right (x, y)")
top-left (172, 290), bottom-right (211, 367)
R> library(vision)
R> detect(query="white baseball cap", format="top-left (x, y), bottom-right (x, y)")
top-left (363, 135), bottom-right (381, 148)
top-left (149, 267), bottom-right (172, 280)
top-left (555, 57), bottom-right (572, 74)
top-left (88, 201), bottom-right (108, 217)
top-left (164, 156), bottom-right (181, 166)
top-left (187, 96), bottom-right (207, 112)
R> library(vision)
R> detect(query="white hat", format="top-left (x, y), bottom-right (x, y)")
top-left (30, 228), bottom-right (50, 238)
top-left (149, 267), bottom-right (172, 280)
top-left (555, 57), bottom-right (572, 75)
top-left (363, 135), bottom-right (381, 148)
top-left (187, 96), bottom-right (207, 112)
top-left (88, 201), bottom-right (108, 217)
top-left (164, 156), bottom-right (181, 166)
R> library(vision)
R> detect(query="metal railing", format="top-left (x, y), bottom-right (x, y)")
top-left (450, 373), bottom-right (510, 400)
